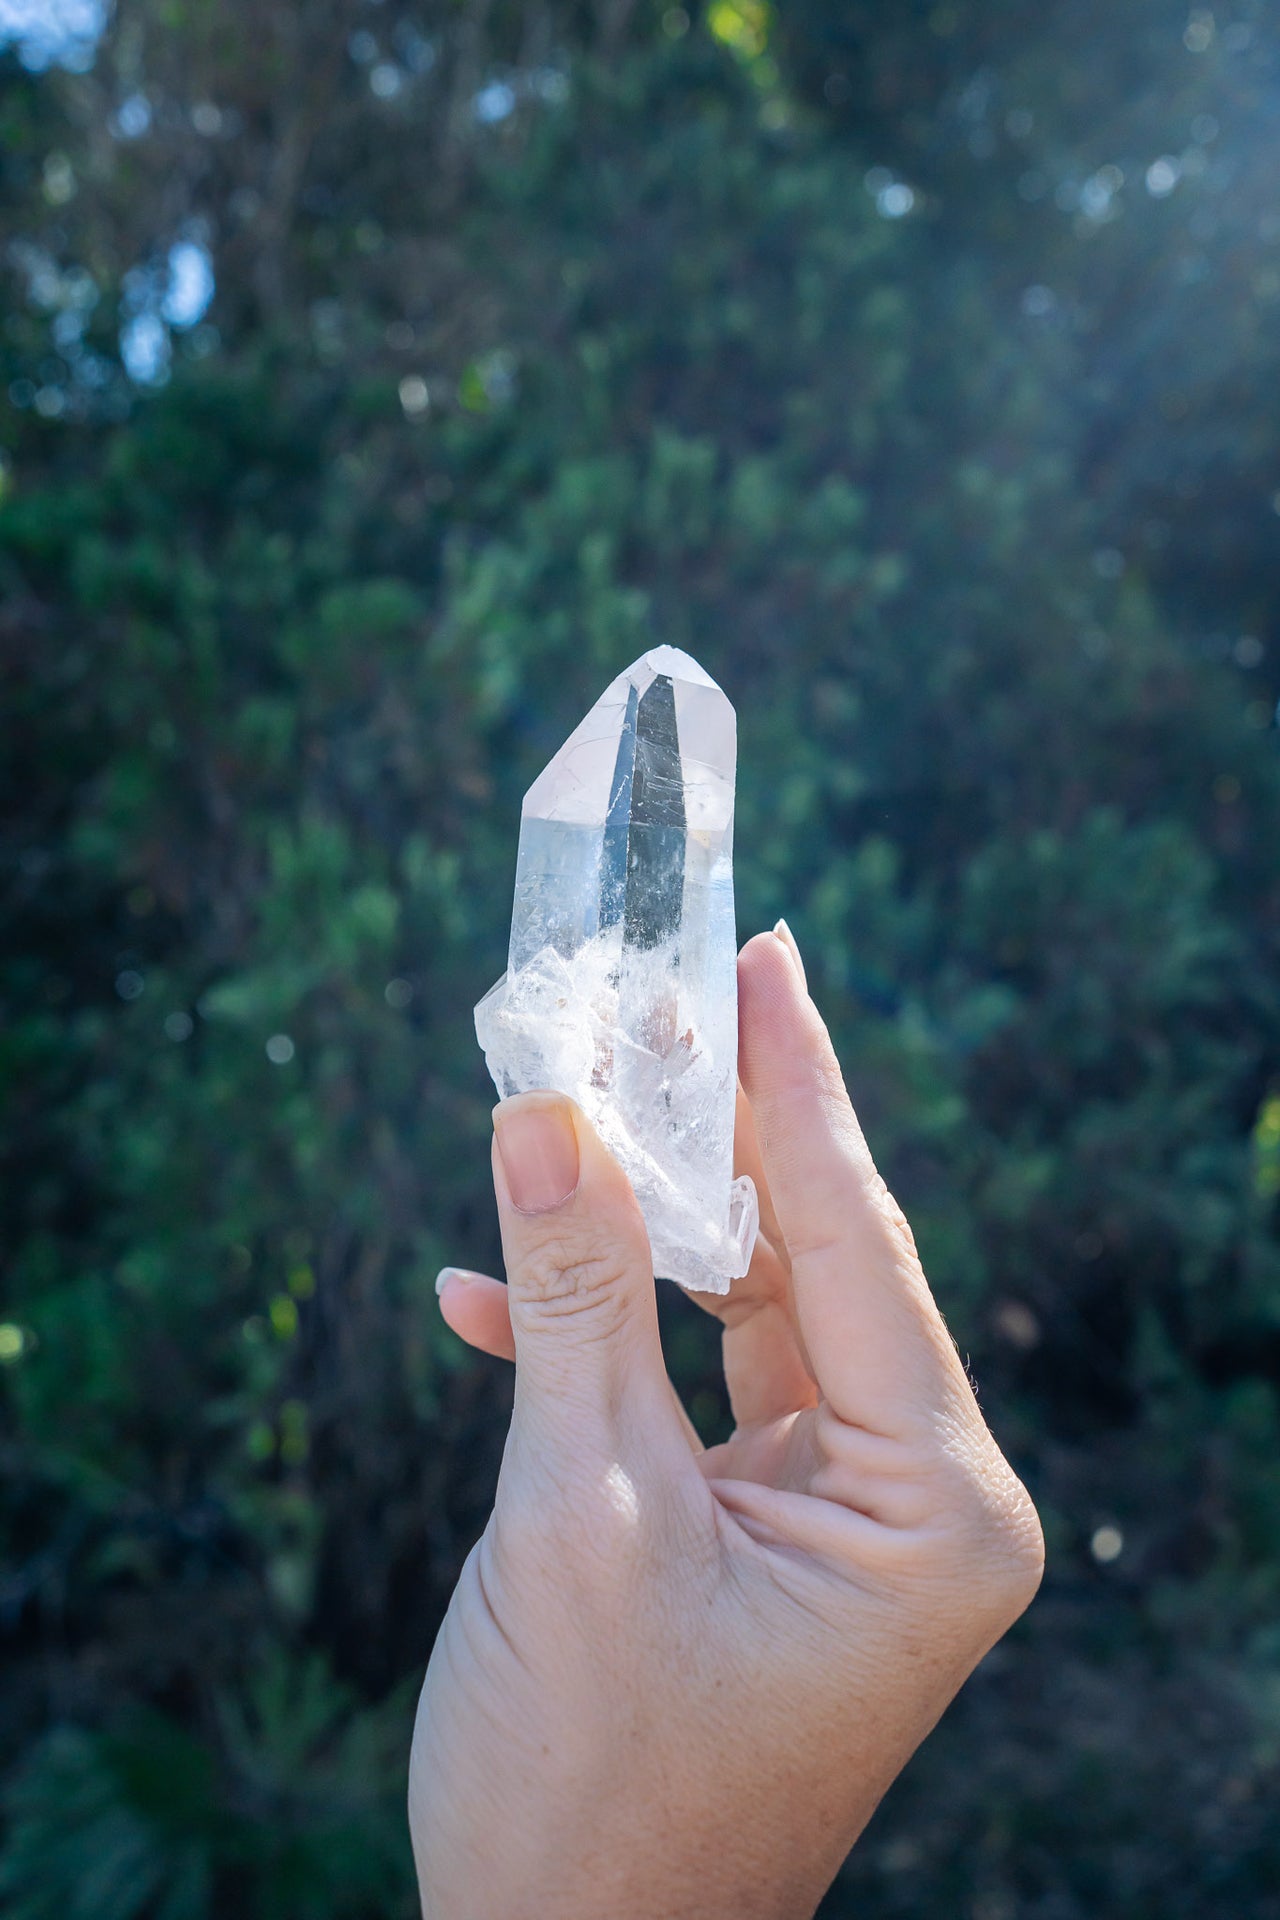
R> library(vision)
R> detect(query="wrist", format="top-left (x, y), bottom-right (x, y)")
top-left (415, 1767), bottom-right (862, 1920)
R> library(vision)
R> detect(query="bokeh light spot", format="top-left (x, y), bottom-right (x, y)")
top-left (1184, 10), bottom-right (1214, 53)
top-left (1146, 156), bottom-right (1181, 198)
top-left (0, 0), bottom-right (103, 71)
top-left (269, 1294), bottom-right (299, 1339)
top-left (993, 1300), bottom-right (1041, 1350)
top-left (162, 242), bottom-right (215, 329)
top-left (474, 80), bottom-right (515, 124)
top-left (878, 182), bottom-right (915, 219)
top-left (707, 0), bottom-right (771, 62)
top-left (113, 94), bottom-right (151, 140)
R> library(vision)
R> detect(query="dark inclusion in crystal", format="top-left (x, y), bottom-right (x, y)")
top-left (600, 674), bottom-right (687, 953)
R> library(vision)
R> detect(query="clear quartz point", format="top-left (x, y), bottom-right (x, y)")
top-left (475, 645), bottom-right (758, 1293)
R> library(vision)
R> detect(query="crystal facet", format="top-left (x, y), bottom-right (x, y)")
top-left (475, 646), bottom-right (758, 1293)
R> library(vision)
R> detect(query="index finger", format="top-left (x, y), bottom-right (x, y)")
top-left (737, 931), bottom-right (974, 1438)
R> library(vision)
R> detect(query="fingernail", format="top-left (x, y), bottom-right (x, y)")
top-left (435, 1266), bottom-right (476, 1296)
top-left (493, 1096), bottom-right (580, 1214)
top-left (773, 918), bottom-right (808, 991)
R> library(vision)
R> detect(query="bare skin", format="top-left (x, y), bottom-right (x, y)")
top-left (409, 928), bottom-right (1044, 1920)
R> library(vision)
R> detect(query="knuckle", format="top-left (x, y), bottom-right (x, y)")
top-left (869, 1173), bottom-right (920, 1264)
top-left (939, 1447), bottom-right (1045, 1621)
top-left (513, 1230), bottom-right (634, 1332)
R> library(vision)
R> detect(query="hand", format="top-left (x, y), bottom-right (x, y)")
top-left (409, 929), bottom-right (1044, 1920)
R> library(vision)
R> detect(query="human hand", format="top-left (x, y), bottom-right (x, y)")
top-left (410, 928), bottom-right (1043, 1920)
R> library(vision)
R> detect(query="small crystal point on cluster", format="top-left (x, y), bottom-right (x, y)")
top-left (475, 646), bottom-right (758, 1294)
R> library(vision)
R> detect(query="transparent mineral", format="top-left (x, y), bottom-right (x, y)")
top-left (475, 646), bottom-right (758, 1294)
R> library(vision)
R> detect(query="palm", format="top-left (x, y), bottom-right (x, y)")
top-left (698, 1407), bottom-right (823, 1495)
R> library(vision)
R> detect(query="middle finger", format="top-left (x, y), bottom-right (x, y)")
top-left (684, 1086), bottom-right (818, 1428)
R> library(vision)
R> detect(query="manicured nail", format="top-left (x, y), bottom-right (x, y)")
top-left (773, 918), bottom-right (808, 990)
top-left (435, 1266), bottom-right (476, 1296)
top-left (493, 1096), bottom-right (581, 1214)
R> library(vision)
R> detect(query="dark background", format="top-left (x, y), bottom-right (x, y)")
top-left (3, 2), bottom-right (1280, 1915)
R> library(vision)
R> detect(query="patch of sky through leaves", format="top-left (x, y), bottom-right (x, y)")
top-left (0, 0), bottom-right (104, 71)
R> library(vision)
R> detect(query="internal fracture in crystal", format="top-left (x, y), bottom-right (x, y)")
top-left (475, 646), bottom-right (758, 1293)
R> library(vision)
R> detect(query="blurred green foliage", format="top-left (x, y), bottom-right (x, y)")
top-left (2, 2), bottom-right (1279, 1915)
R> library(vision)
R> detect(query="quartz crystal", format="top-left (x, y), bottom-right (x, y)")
top-left (475, 646), bottom-right (758, 1294)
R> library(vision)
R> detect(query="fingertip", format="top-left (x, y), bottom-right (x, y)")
top-left (492, 1092), bottom-right (581, 1215)
top-left (489, 1091), bottom-right (659, 1371)
top-left (738, 930), bottom-right (826, 1094)
top-left (737, 927), bottom-right (872, 1214)
top-left (740, 926), bottom-right (795, 972)
top-left (739, 927), bottom-right (806, 1009)
top-left (435, 1265), bottom-right (476, 1298)
top-left (772, 918), bottom-right (808, 990)
top-left (436, 1267), bottom-right (518, 1362)
top-left (491, 1095), bottom-right (642, 1242)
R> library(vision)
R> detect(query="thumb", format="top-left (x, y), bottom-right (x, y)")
top-left (491, 1092), bottom-right (679, 1454)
